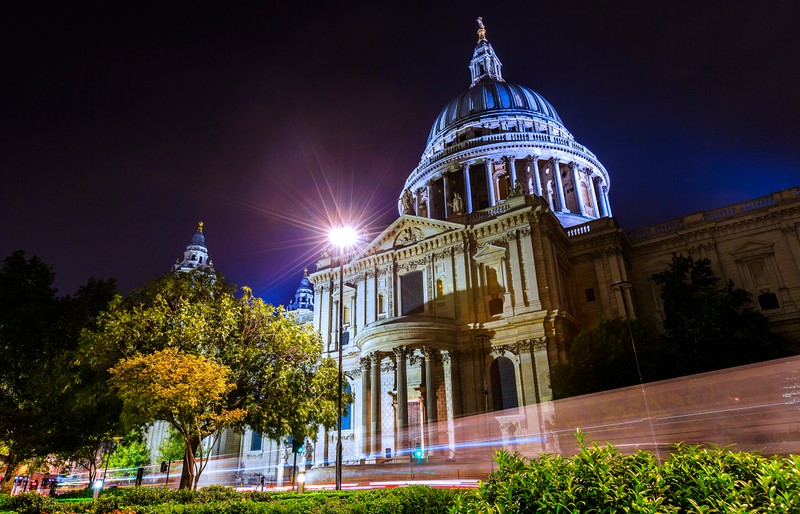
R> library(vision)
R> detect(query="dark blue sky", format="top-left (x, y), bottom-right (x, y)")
top-left (2, 2), bottom-right (799, 306)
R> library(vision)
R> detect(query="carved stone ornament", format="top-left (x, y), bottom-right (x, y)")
top-left (395, 227), bottom-right (424, 247)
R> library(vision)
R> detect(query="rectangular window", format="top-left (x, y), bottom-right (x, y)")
top-left (250, 431), bottom-right (262, 452)
top-left (584, 288), bottom-right (596, 303)
top-left (341, 331), bottom-right (350, 347)
top-left (401, 271), bottom-right (425, 315)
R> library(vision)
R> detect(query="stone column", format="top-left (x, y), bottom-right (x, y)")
top-left (463, 162), bottom-right (473, 213)
top-left (571, 163), bottom-right (587, 216)
top-left (552, 158), bottom-right (567, 212)
top-left (486, 158), bottom-right (496, 206)
top-left (588, 174), bottom-right (600, 217)
top-left (427, 181), bottom-right (434, 219)
top-left (360, 357), bottom-right (371, 458)
top-left (393, 347), bottom-right (409, 453)
top-left (442, 172), bottom-right (450, 219)
top-left (530, 156), bottom-right (542, 196)
top-left (600, 185), bottom-right (612, 217)
top-left (423, 347), bottom-right (438, 423)
top-left (444, 350), bottom-right (461, 418)
top-left (369, 352), bottom-right (382, 457)
top-left (507, 155), bottom-right (518, 186)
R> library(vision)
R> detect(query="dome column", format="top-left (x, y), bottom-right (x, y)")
top-left (529, 156), bottom-right (543, 196)
top-left (485, 158), bottom-right (497, 206)
top-left (463, 163), bottom-right (473, 212)
top-left (442, 172), bottom-right (450, 219)
top-left (552, 158), bottom-right (567, 212)
top-left (507, 155), bottom-right (518, 187)
top-left (588, 173), bottom-right (600, 217)
top-left (600, 185), bottom-right (613, 217)
top-left (571, 163), bottom-right (588, 216)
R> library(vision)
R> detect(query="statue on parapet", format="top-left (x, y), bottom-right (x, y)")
top-left (450, 192), bottom-right (464, 215)
top-left (399, 188), bottom-right (415, 215)
top-left (509, 180), bottom-right (526, 198)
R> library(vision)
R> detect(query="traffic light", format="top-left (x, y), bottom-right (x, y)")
top-left (412, 443), bottom-right (425, 463)
top-left (160, 461), bottom-right (168, 473)
top-left (291, 437), bottom-right (305, 454)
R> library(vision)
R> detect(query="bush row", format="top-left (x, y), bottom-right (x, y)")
top-left (0, 485), bottom-right (459, 514)
top-left (456, 439), bottom-right (800, 513)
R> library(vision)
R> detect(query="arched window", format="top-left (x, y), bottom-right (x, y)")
top-left (341, 383), bottom-right (352, 430)
top-left (490, 356), bottom-right (519, 411)
top-left (378, 293), bottom-right (387, 315)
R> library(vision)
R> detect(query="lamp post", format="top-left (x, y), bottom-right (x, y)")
top-left (609, 280), bottom-right (660, 460)
top-left (328, 226), bottom-right (358, 491)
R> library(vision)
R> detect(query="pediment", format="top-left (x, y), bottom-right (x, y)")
top-left (355, 215), bottom-right (463, 258)
top-left (730, 240), bottom-right (774, 258)
top-left (473, 243), bottom-right (507, 262)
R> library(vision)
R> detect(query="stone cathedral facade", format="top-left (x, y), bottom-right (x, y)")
top-left (306, 21), bottom-right (800, 469)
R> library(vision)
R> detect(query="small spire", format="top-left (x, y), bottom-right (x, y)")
top-left (303, 267), bottom-right (308, 277)
top-left (197, 221), bottom-right (204, 233)
top-left (476, 16), bottom-right (486, 41)
top-left (469, 17), bottom-right (504, 86)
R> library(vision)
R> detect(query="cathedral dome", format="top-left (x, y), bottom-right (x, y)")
top-left (427, 79), bottom-right (565, 146)
top-left (398, 19), bottom-right (611, 228)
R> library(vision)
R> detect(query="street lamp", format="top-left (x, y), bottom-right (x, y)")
top-left (609, 280), bottom-right (660, 460)
top-left (328, 225), bottom-right (359, 491)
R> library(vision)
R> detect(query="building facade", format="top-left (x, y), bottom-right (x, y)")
top-left (308, 21), bottom-right (800, 468)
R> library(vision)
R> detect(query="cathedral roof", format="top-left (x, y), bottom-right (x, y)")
top-left (426, 79), bottom-right (565, 145)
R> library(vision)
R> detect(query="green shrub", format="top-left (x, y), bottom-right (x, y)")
top-left (455, 436), bottom-right (800, 514)
top-left (4, 491), bottom-right (60, 514)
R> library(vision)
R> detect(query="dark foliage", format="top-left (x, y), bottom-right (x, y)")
top-left (652, 254), bottom-right (785, 376)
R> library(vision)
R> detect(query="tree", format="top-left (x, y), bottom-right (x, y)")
top-left (0, 251), bottom-right (118, 492)
top-left (551, 317), bottom-right (660, 399)
top-left (652, 254), bottom-right (783, 376)
top-left (105, 430), bottom-right (151, 470)
top-left (156, 426), bottom-right (185, 465)
top-left (82, 270), bottom-right (346, 489)
top-left (110, 348), bottom-right (244, 489)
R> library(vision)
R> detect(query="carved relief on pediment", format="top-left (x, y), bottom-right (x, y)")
top-left (394, 226), bottom-right (425, 248)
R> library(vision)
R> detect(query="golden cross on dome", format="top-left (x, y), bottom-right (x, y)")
top-left (477, 17), bottom-right (486, 40)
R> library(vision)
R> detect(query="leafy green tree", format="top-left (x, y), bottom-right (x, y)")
top-left (81, 270), bottom-right (346, 489)
top-left (0, 251), bottom-right (118, 492)
top-left (652, 254), bottom-right (784, 376)
top-left (105, 431), bottom-right (151, 469)
top-left (110, 348), bottom-right (243, 488)
top-left (156, 426), bottom-right (185, 464)
top-left (551, 317), bottom-right (659, 399)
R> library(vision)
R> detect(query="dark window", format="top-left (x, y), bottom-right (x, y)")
top-left (401, 271), bottom-right (425, 315)
top-left (341, 383), bottom-right (352, 430)
top-left (758, 292), bottom-right (780, 310)
top-left (490, 357), bottom-right (519, 411)
top-left (488, 297), bottom-right (503, 316)
top-left (250, 431), bottom-right (262, 452)
top-left (341, 331), bottom-right (350, 347)
top-left (585, 288), bottom-right (596, 303)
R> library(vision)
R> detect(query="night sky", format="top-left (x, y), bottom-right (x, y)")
top-left (2, 2), bottom-right (799, 306)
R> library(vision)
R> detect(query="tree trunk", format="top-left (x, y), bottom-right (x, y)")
top-left (0, 458), bottom-right (21, 494)
top-left (179, 438), bottom-right (200, 489)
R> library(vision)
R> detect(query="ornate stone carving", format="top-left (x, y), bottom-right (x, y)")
top-left (380, 360), bottom-right (396, 373)
top-left (359, 356), bottom-right (372, 369)
top-left (395, 227), bottom-right (424, 247)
